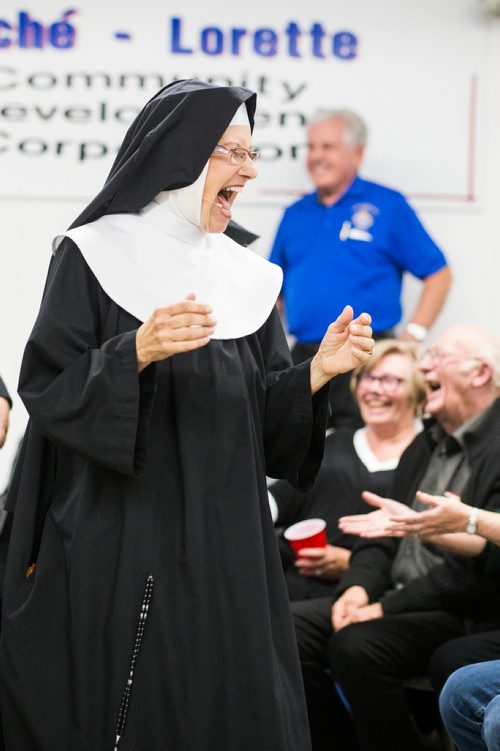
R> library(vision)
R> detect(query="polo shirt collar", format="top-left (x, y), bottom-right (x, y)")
top-left (314, 175), bottom-right (365, 207)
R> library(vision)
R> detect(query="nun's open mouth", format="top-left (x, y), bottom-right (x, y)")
top-left (215, 186), bottom-right (243, 217)
top-left (218, 186), bottom-right (243, 204)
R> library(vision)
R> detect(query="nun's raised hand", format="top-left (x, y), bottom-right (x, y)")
top-left (310, 306), bottom-right (374, 394)
top-left (136, 294), bottom-right (216, 372)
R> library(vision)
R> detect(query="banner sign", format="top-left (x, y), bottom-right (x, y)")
top-left (0, 1), bottom-right (488, 209)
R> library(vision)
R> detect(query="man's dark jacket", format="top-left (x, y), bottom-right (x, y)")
top-left (337, 398), bottom-right (500, 626)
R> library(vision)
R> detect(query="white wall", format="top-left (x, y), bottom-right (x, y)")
top-left (1, 1), bottom-right (500, 487)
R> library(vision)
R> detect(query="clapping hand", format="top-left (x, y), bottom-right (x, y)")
top-left (386, 491), bottom-right (468, 537)
top-left (338, 491), bottom-right (413, 538)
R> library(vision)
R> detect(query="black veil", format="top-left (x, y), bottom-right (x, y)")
top-left (69, 79), bottom-right (257, 232)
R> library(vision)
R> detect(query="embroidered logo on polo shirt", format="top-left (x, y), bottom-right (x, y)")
top-left (352, 205), bottom-right (376, 231)
top-left (339, 203), bottom-right (379, 243)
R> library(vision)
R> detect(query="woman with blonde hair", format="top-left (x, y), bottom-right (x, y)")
top-left (271, 338), bottom-right (425, 601)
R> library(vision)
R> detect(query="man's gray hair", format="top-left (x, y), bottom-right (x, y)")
top-left (454, 326), bottom-right (500, 389)
top-left (309, 109), bottom-right (368, 148)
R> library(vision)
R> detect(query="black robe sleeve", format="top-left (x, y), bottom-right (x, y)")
top-left (272, 480), bottom-right (311, 529)
top-left (18, 241), bottom-right (155, 476)
top-left (258, 309), bottom-right (330, 491)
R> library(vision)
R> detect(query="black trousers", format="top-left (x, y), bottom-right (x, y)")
top-left (292, 597), bottom-right (471, 751)
top-left (292, 330), bottom-right (393, 430)
top-left (429, 629), bottom-right (500, 693)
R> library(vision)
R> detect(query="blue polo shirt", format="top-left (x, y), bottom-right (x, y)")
top-left (269, 177), bottom-right (448, 341)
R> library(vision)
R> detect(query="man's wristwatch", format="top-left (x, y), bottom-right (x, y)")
top-left (406, 322), bottom-right (428, 342)
top-left (465, 507), bottom-right (479, 535)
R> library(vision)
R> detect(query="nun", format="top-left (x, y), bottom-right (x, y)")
top-left (0, 80), bottom-right (373, 750)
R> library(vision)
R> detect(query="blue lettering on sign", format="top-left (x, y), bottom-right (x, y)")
top-left (253, 29), bottom-right (278, 57)
top-left (169, 17), bottom-right (358, 59)
top-left (0, 9), bottom-right (77, 49)
top-left (171, 16), bottom-right (193, 54)
top-left (0, 10), bottom-right (356, 58)
top-left (333, 32), bottom-right (357, 60)
top-left (285, 22), bottom-right (301, 57)
top-left (201, 27), bottom-right (223, 55)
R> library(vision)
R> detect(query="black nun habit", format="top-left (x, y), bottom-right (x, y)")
top-left (0, 80), bottom-right (329, 750)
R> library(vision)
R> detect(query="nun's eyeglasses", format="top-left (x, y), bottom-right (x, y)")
top-left (213, 144), bottom-right (261, 165)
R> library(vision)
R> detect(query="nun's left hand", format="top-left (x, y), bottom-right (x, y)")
top-left (136, 295), bottom-right (216, 372)
top-left (310, 306), bottom-right (373, 394)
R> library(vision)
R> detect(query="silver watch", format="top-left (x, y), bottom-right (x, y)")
top-left (465, 507), bottom-right (479, 535)
top-left (406, 322), bottom-right (428, 342)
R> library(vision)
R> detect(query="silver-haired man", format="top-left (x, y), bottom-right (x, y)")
top-left (293, 324), bottom-right (500, 750)
top-left (269, 109), bottom-right (452, 427)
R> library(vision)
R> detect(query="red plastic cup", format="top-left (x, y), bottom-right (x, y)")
top-left (284, 518), bottom-right (327, 557)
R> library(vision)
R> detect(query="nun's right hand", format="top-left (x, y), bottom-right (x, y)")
top-left (135, 296), bottom-right (216, 372)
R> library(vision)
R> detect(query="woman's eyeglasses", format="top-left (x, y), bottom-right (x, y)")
top-left (213, 144), bottom-right (261, 165)
top-left (357, 372), bottom-right (405, 394)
